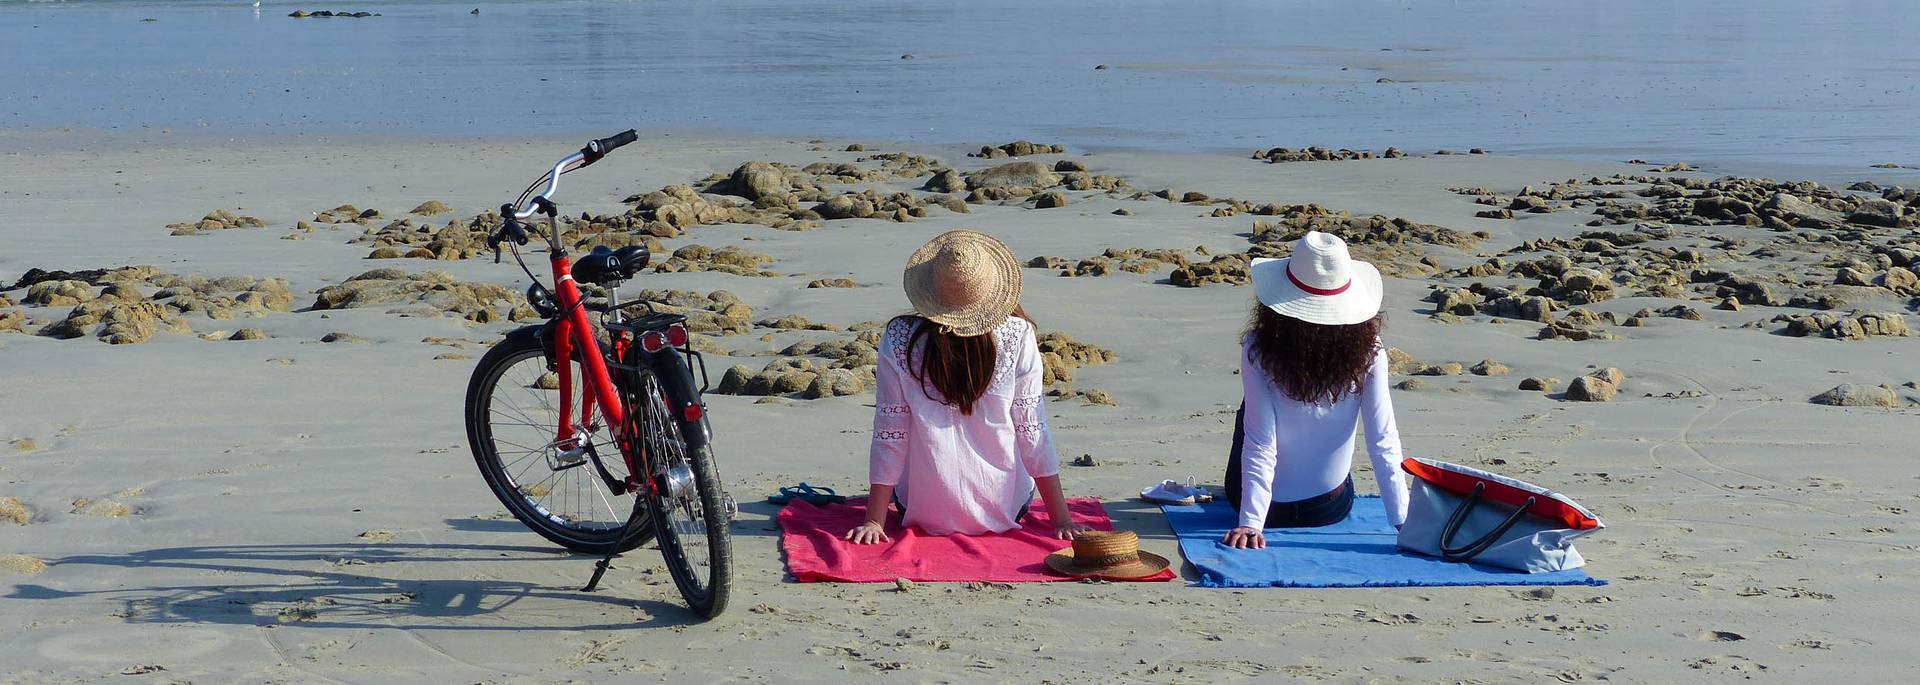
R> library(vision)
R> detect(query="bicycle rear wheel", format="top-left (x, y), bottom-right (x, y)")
top-left (632, 371), bottom-right (732, 618)
top-left (466, 334), bottom-right (652, 554)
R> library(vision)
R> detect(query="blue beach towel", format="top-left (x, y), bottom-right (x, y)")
top-left (1165, 496), bottom-right (1607, 588)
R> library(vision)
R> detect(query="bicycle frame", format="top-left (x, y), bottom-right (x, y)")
top-left (545, 240), bottom-right (641, 495)
top-left (494, 130), bottom-right (661, 500)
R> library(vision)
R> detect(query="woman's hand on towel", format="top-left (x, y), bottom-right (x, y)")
top-left (1222, 526), bottom-right (1267, 549)
top-left (1054, 522), bottom-right (1094, 540)
top-left (846, 521), bottom-right (891, 545)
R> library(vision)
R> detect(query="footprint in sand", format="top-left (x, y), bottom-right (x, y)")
top-left (1, 554), bottom-right (48, 575)
top-left (356, 529), bottom-right (397, 543)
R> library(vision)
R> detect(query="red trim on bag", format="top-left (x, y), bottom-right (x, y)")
top-left (1287, 266), bottom-right (1351, 296)
top-left (1401, 458), bottom-right (1601, 530)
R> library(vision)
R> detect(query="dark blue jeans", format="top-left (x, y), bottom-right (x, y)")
top-left (1225, 402), bottom-right (1356, 528)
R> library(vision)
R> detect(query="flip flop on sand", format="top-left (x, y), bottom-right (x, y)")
top-left (1141, 477), bottom-right (1213, 506)
top-left (768, 483), bottom-right (848, 506)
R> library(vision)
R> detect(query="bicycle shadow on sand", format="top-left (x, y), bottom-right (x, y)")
top-left (7, 541), bottom-right (705, 631)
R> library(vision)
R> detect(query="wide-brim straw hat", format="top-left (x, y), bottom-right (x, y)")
top-left (1250, 230), bottom-right (1384, 326)
top-left (902, 229), bottom-right (1024, 337)
top-left (1044, 530), bottom-right (1171, 579)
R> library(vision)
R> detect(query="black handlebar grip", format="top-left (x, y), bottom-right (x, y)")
top-left (582, 129), bottom-right (639, 164)
top-left (597, 129), bottom-right (638, 153)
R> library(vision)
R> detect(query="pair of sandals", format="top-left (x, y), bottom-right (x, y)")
top-left (766, 482), bottom-right (848, 506)
top-left (1140, 476), bottom-right (1213, 506)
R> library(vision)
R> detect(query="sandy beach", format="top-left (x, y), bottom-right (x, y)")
top-left (2, 127), bottom-right (1917, 682)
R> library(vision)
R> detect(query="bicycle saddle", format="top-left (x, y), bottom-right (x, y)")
top-left (572, 245), bottom-right (649, 286)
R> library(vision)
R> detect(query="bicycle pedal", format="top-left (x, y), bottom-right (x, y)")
top-left (721, 492), bottom-right (739, 521)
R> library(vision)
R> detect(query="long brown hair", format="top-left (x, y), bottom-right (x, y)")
top-left (893, 306), bottom-right (1031, 415)
top-left (1246, 303), bottom-right (1383, 405)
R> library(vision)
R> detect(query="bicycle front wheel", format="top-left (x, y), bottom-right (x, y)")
top-left (465, 334), bottom-right (652, 554)
top-left (633, 372), bottom-right (732, 618)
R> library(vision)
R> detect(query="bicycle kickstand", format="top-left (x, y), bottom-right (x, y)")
top-left (581, 552), bottom-right (620, 592)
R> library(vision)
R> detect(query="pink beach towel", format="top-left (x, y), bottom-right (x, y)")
top-left (779, 497), bottom-right (1175, 583)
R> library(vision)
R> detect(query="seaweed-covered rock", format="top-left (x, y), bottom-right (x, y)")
top-left (1252, 146), bottom-right (1376, 163)
top-left (151, 276), bottom-right (295, 320)
top-left (1385, 348), bottom-right (1425, 376)
top-left (966, 161), bottom-right (1062, 191)
top-left (655, 244), bottom-right (777, 276)
top-left (972, 141), bottom-right (1065, 158)
top-left (39, 299), bottom-right (190, 344)
top-left (622, 289), bottom-right (753, 336)
top-left (924, 169), bottom-right (966, 194)
top-left (167, 209), bottom-right (269, 235)
top-left (803, 368), bottom-right (867, 399)
top-left (1168, 254), bottom-right (1252, 287)
top-left (310, 269), bottom-right (517, 323)
top-left (1036, 332), bottom-right (1115, 386)
top-left (23, 280), bottom-right (94, 307)
top-left (1855, 312), bottom-right (1911, 338)
top-left (757, 314), bottom-right (838, 331)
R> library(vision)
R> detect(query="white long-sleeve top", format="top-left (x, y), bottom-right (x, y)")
top-left (869, 316), bottom-right (1060, 535)
top-left (1237, 335), bottom-right (1410, 529)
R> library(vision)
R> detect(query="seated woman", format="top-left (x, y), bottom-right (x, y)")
top-left (1223, 231), bottom-right (1410, 550)
top-left (846, 230), bottom-right (1093, 544)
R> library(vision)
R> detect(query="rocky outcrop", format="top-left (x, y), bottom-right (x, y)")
top-left (311, 269), bottom-right (524, 323)
top-left (166, 210), bottom-right (268, 236)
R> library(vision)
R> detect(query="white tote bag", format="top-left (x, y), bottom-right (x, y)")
top-left (1395, 458), bottom-right (1603, 573)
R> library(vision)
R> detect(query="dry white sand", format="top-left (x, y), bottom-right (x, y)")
top-left (1, 130), bottom-right (1916, 682)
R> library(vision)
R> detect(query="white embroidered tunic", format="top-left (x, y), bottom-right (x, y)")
top-left (1237, 335), bottom-right (1411, 529)
top-left (869, 316), bottom-right (1060, 535)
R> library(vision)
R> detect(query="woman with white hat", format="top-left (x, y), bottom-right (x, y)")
top-left (846, 230), bottom-right (1094, 543)
top-left (1222, 231), bottom-right (1411, 549)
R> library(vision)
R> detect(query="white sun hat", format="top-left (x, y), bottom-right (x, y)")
top-left (1249, 231), bottom-right (1384, 326)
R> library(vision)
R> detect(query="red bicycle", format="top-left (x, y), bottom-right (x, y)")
top-left (465, 130), bottom-right (732, 618)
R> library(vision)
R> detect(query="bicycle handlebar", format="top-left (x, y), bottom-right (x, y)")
top-left (495, 130), bottom-right (642, 258)
top-left (508, 129), bottom-right (638, 221)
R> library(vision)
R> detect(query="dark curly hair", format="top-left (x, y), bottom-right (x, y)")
top-left (1246, 302), bottom-right (1384, 405)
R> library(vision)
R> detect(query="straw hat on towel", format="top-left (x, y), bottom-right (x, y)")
top-left (1044, 530), bottom-right (1170, 579)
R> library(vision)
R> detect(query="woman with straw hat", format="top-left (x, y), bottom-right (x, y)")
top-left (1221, 231), bottom-right (1411, 550)
top-left (846, 230), bottom-right (1094, 543)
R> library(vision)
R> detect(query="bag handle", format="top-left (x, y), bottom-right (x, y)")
top-left (1439, 482), bottom-right (1538, 562)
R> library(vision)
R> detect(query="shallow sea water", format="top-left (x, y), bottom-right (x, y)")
top-left (3, 0), bottom-right (1918, 174)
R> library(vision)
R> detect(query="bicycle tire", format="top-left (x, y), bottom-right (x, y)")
top-left (632, 371), bottom-right (733, 618)
top-left (466, 334), bottom-right (653, 554)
